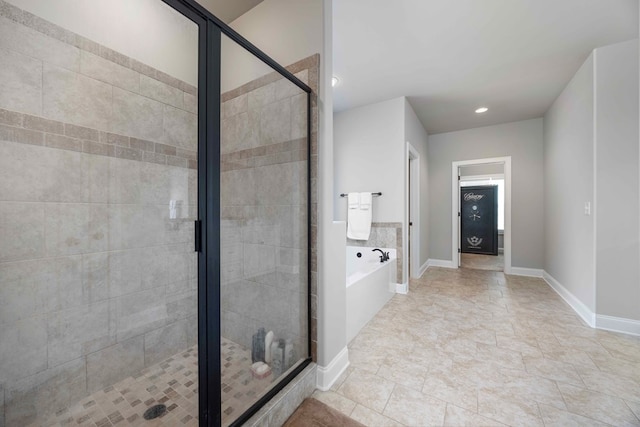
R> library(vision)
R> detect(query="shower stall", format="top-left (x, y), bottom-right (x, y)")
top-left (0, 0), bottom-right (314, 426)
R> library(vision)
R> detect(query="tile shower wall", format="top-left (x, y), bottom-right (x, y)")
top-left (220, 57), bottom-right (318, 362)
top-left (0, 2), bottom-right (197, 425)
top-left (348, 222), bottom-right (403, 284)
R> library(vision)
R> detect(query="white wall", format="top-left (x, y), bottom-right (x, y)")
top-left (594, 39), bottom-right (640, 321)
top-left (428, 119), bottom-right (544, 268)
top-left (224, 0), bottom-right (323, 92)
top-left (5, 0), bottom-right (198, 85)
top-left (334, 97), bottom-right (406, 222)
top-left (404, 99), bottom-right (430, 269)
top-left (543, 54), bottom-right (595, 311)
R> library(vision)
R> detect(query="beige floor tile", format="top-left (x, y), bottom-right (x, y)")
top-left (523, 356), bottom-right (584, 387)
top-left (422, 367), bottom-right (478, 412)
top-left (376, 364), bottom-right (425, 392)
top-left (557, 382), bottom-right (639, 426)
top-left (538, 403), bottom-right (612, 427)
top-left (311, 390), bottom-right (356, 417)
top-left (626, 399), bottom-right (640, 422)
top-left (443, 404), bottom-right (506, 426)
top-left (337, 368), bottom-right (395, 413)
top-left (347, 348), bottom-right (388, 374)
top-left (578, 367), bottom-right (640, 403)
top-left (329, 366), bottom-right (353, 392)
top-left (319, 267), bottom-right (640, 427)
top-left (382, 385), bottom-right (446, 426)
top-left (349, 404), bottom-right (403, 427)
top-left (477, 387), bottom-right (544, 427)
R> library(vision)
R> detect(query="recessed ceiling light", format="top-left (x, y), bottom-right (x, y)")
top-left (332, 76), bottom-right (340, 87)
top-left (475, 107), bottom-right (489, 114)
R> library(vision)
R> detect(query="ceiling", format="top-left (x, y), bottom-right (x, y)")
top-left (333, 0), bottom-right (638, 134)
top-left (195, 0), bottom-right (264, 23)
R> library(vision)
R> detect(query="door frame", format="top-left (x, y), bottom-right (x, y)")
top-left (405, 142), bottom-right (420, 284)
top-left (451, 157), bottom-right (512, 273)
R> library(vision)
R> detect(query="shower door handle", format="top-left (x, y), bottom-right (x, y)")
top-left (194, 220), bottom-right (202, 252)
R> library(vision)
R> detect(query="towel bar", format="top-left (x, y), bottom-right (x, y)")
top-left (340, 192), bottom-right (382, 197)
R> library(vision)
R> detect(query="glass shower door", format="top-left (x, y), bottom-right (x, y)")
top-left (0, 1), bottom-right (200, 425)
top-left (219, 33), bottom-right (310, 426)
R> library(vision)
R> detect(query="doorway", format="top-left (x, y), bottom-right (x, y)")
top-left (459, 174), bottom-right (503, 271)
top-left (451, 157), bottom-right (512, 273)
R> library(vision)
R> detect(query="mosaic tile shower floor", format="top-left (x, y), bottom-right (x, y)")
top-left (31, 338), bottom-right (273, 427)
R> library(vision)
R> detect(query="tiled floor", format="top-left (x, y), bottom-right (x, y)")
top-left (461, 253), bottom-right (504, 271)
top-left (33, 338), bottom-right (274, 427)
top-left (220, 338), bottom-right (274, 425)
top-left (314, 267), bottom-right (640, 426)
top-left (33, 347), bottom-right (200, 427)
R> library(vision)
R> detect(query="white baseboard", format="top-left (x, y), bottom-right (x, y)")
top-left (542, 271), bottom-right (595, 327)
top-left (510, 267), bottom-right (543, 278)
top-left (427, 258), bottom-right (457, 269)
top-left (316, 346), bottom-right (349, 391)
top-left (395, 282), bottom-right (408, 294)
top-left (596, 315), bottom-right (640, 336)
top-left (417, 260), bottom-right (429, 278)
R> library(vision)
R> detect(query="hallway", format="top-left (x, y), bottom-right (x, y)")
top-left (313, 268), bottom-right (640, 426)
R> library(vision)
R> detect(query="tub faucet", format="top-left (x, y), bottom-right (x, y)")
top-left (372, 248), bottom-right (389, 262)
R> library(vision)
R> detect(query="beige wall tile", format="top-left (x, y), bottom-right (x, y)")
top-left (184, 91), bottom-right (197, 114)
top-left (0, 316), bottom-right (47, 382)
top-left (45, 203), bottom-right (108, 256)
top-left (5, 357), bottom-right (86, 426)
top-left (47, 301), bottom-right (116, 368)
top-left (260, 98), bottom-right (291, 146)
top-left (140, 74), bottom-right (183, 109)
top-left (162, 104), bottom-right (197, 150)
top-left (0, 47), bottom-right (42, 116)
top-left (115, 287), bottom-right (168, 341)
top-left (143, 319), bottom-right (188, 366)
top-left (0, 16), bottom-right (79, 72)
top-left (43, 63), bottom-right (112, 131)
top-left (80, 51), bottom-right (139, 93)
top-left (86, 337), bottom-right (144, 393)
top-left (0, 202), bottom-right (45, 262)
top-left (111, 87), bottom-right (163, 141)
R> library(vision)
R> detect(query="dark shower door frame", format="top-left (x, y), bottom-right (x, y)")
top-left (160, 0), bottom-right (313, 425)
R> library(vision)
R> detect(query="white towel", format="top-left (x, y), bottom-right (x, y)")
top-left (347, 192), bottom-right (373, 240)
top-left (359, 192), bottom-right (372, 210)
top-left (347, 192), bottom-right (359, 209)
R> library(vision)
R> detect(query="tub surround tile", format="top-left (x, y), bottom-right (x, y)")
top-left (80, 51), bottom-right (139, 93)
top-left (0, 47), bottom-right (42, 116)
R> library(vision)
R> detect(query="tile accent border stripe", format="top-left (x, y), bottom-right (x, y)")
top-left (221, 138), bottom-right (308, 172)
top-left (0, 0), bottom-right (196, 95)
top-left (0, 108), bottom-right (197, 169)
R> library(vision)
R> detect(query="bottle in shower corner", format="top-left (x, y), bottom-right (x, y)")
top-left (284, 339), bottom-right (295, 369)
top-left (252, 328), bottom-right (266, 363)
top-left (271, 340), bottom-right (284, 378)
top-left (264, 331), bottom-right (274, 364)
